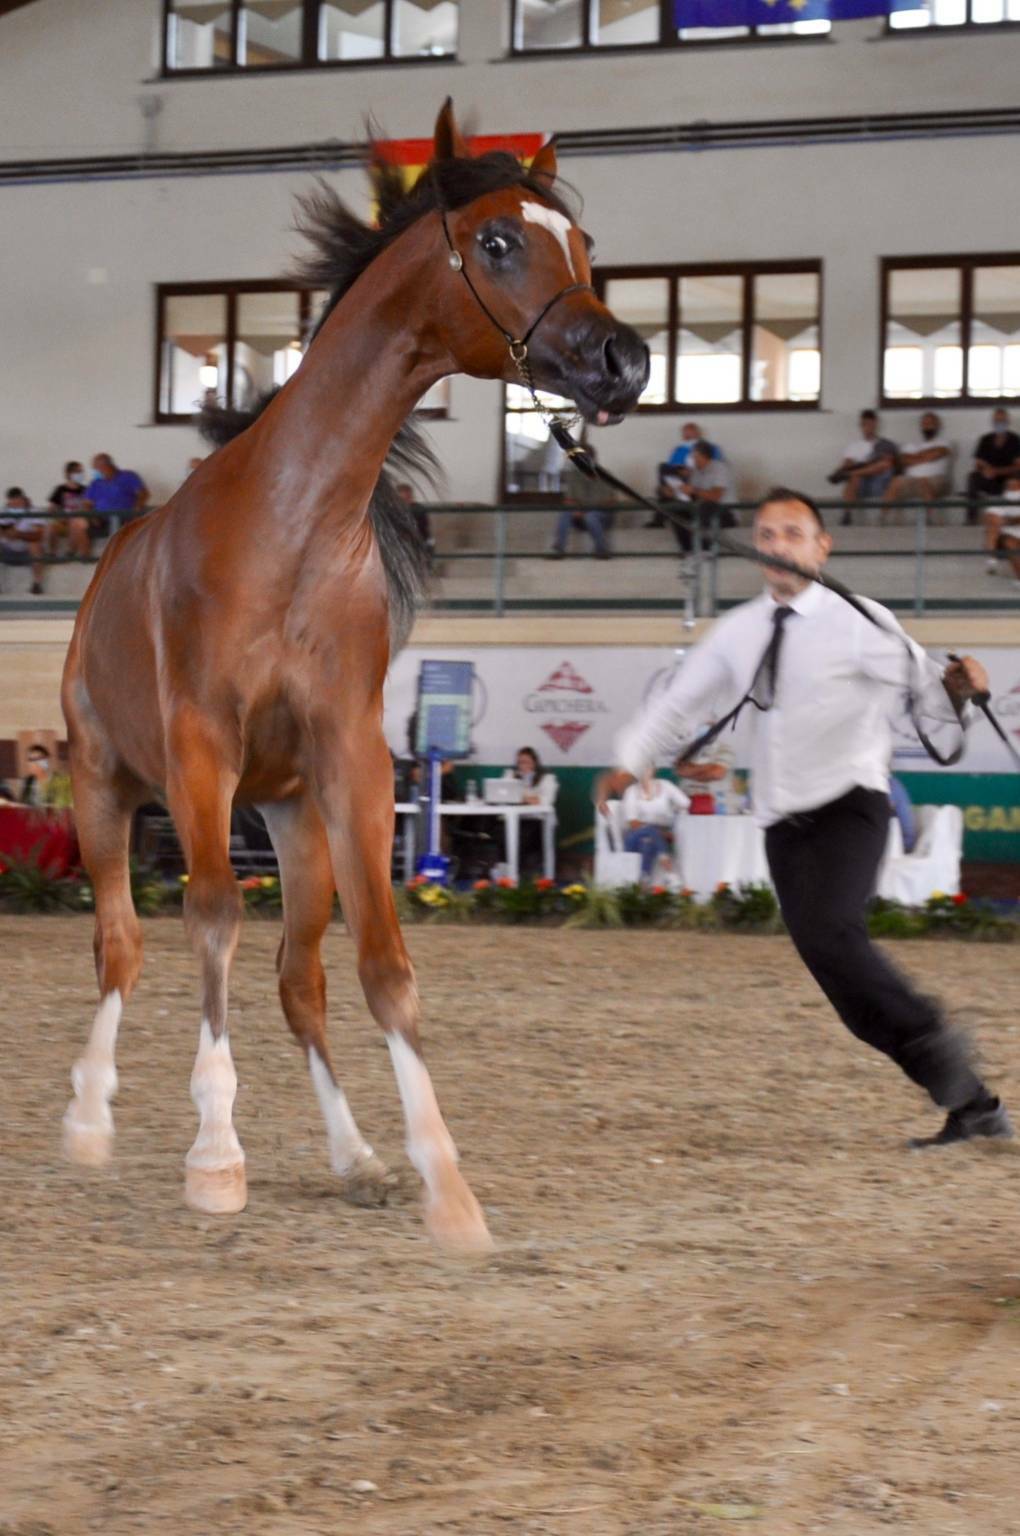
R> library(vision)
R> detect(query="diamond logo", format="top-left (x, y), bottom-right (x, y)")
top-left (540, 721), bottom-right (591, 754)
top-left (538, 661), bottom-right (593, 694)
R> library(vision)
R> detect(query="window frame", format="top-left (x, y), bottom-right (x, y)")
top-left (154, 279), bottom-right (452, 423)
top-left (161, 0), bottom-right (458, 77)
top-left (884, 0), bottom-right (1020, 33)
top-left (592, 259), bottom-right (824, 414)
top-left (508, 0), bottom-right (832, 56)
top-left (879, 253), bottom-right (1020, 408)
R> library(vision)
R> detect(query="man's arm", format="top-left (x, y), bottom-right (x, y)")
top-left (857, 601), bottom-right (979, 724)
top-left (133, 478), bottom-right (150, 511)
top-left (597, 633), bottom-right (735, 809)
top-left (904, 445), bottom-right (950, 468)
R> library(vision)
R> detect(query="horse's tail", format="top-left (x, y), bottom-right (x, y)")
top-left (198, 395), bottom-right (437, 651)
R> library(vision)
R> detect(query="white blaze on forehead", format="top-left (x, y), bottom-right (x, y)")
top-left (521, 200), bottom-right (576, 278)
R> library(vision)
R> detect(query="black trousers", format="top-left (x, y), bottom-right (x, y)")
top-left (765, 787), bottom-right (985, 1109)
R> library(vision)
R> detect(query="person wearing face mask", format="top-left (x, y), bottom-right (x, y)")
top-left (969, 409), bottom-right (1020, 527)
top-left (47, 460), bottom-right (93, 559)
top-left (881, 412), bottom-right (952, 525)
top-left (20, 742), bottom-right (52, 806)
top-left (984, 472), bottom-right (1020, 584)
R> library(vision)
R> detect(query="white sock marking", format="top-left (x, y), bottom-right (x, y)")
top-left (308, 1047), bottom-right (374, 1177)
top-left (386, 1032), bottom-right (458, 1188)
top-left (186, 1020), bottom-right (244, 1172)
top-left (521, 200), bottom-right (577, 278)
top-left (64, 989), bottom-right (122, 1139)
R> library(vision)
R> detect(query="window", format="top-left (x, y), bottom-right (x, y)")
top-left (889, 0), bottom-right (1020, 27)
top-left (881, 257), bottom-right (1020, 404)
top-left (511, 0), bottom-right (829, 52)
top-left (163, 0), bottom-right (458, 72)
top-left (595, 262), bottom-right (822, 410)
top-left (156, 282), bottom-right (450, 422)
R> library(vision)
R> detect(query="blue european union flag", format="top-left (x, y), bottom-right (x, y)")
top-left (673, 0), bottom-right (921, 25)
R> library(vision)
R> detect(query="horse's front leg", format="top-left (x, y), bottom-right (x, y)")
top-left (316, 730), bottom-right (492, 1255)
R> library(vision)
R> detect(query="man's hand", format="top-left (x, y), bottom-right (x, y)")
top-left (594, 768), bottom-right (635, 815)
top-left (944, 654), bottom-right (989, 703)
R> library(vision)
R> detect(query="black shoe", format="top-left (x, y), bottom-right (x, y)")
top-left (840, 514), bottom-right (852, 527)
top-left (29, 581), bottom-right (44, 595)
top-left (910, 1096), bottom-right (1014, 1149)
top-left (544, 548), bottom-right (565, 560)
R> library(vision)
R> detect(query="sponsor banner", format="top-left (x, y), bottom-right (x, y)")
top-left (385, 645), bottom-right (1020, 777)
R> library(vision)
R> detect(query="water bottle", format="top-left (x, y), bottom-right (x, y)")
top-left (466, 779), bottom-right (478, 804)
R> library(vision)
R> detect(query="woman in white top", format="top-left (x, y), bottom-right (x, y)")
top-left (503, 747), bottom-right (557, 877)
top-left (621, 770), bottom-right (688, 880)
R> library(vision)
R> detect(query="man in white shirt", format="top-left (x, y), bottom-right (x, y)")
top-left (828, 409), bottom-right (898, 527)
top-left (882, 412), bottom-right (953, 524)
top-left (598, 487), bottom-right (1010, 1148)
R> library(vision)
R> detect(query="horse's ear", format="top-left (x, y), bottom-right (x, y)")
top-left (529, 137), bottom-right (558, 188)
top-left (433, 98), bottom-right (470, 162)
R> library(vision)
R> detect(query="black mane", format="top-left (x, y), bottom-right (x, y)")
top-left (197, 141), bottom-right (576, 650)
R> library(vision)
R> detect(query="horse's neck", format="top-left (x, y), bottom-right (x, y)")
top-left (246, 242), bottom-right (449, 522)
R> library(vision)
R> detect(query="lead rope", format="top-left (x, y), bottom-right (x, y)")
top-left (545, 422), bottom-right (1018, 772)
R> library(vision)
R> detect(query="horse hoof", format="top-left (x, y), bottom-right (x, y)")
top-left (185, 1161), bottom-right (248, 1215)
top-left (62, 1113), bottom-right (113, 1168)
top-left (426, 1180), bottom-right (494, 1257)
top-left (338, 1154), bottom-right (395, 1209)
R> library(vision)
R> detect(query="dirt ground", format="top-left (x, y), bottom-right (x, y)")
top-left (2, 917), bottom-right (1019, 1536)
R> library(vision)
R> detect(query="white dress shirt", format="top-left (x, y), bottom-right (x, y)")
top-left (621, 778), bottom-right (689, 828)
top-left (615, 583), bottom-right (965, 828)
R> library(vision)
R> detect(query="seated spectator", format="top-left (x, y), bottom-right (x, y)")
top-left (621, 769), bottom-right (689, 881)
top-left (396, 481), bottom-right (434, 557)
top-left (0, 487), bottom-right (46, 594)
top-left (888, 774), bottom-right (918, 854)
top-left (83, 453), bottom-right (149, 531)
top-left (827, 409), bottom-right (898, 527)
top-left (995, 508), bottom-right (1020, 591)
top-left (983, 472), bottom-right (1020, 577)
top-left (968, 408), bottom-right (1020, 525)
top-left (649, 422), bottom-right (721, 528)
top-left (495, 746), bottom-right (557, 878)
top-left (18, 740), bottom-right (54, 806)
top-left (671, 441), bottom-right (734, 557)
top-left (48, 460), bottom-right (92, 559)
top-left (881, 412), bottom-right (952, 524)
top-left (546, 443), bottom-right (614, 561)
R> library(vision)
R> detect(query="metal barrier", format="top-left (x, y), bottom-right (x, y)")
top-left (2, 499), bottom-right (1016, 617)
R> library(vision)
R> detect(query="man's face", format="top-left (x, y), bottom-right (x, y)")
top-left (92, 457), bottom-right (112, 479)
top-left (920, 412), bottom-right (939, 436)
top-left (993, 411), bottom-right (1010, 434)
top-left (860, 415), bottom-right (877, 439)
top-left (5, 494), bottom-right (28, 510)
top-left (754, 500), bottom-right (832, 599)
top-left (692, 449), bottom-right (710, 471)
top-left (682, 423), bottom-right (699, 442)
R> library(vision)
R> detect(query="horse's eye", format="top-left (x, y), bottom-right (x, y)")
top-left (480, 232), bottom-right (512, 261)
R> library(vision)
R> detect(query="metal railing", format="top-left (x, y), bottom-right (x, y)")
top-left (2, 498), bottom-right (1016, 618)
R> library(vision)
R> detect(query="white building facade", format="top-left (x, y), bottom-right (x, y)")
top-left (2, 0), bottom-right (1019, 507)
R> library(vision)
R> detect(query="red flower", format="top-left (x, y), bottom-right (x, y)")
top-left (651, 885), bottom-right (667, 896)
top-left (952, 892), bottom-right (968, 906)
top-left (535, 877), bottom-right (555, 891)
top-left (240, 876), bottom-right (261, 890)
top-left (497, 877), bottom-right (516, 889)
top-left (473, 879), bottom-right (491, 891)
top-left (716, 881), bottom-right (730, 893)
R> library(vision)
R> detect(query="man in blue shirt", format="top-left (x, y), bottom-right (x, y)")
top-left (652, 422), bottom-right (722, 528)
top-left (84, 453), bottom-right (149, 533)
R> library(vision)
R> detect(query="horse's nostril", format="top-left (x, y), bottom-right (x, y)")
top-left (603, 334), bottom-right (623, 380)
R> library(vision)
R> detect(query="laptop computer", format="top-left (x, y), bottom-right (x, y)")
top-left (484, 778), bottom-right (524, 805)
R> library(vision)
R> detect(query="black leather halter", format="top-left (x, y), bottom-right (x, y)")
top-left (437, 203), bottom-right (592, 389)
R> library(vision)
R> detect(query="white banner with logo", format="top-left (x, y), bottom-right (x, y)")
top-left (384, 645), bottom-right (1020, 774)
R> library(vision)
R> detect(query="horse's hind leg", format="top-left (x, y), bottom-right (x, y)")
top-left (319, 734), bottom-right (492, 1255)
top-left (62, 759), bottom-right (143, 1167)
top-left (260, 795), bottom-right (393, 1207)
top-left (167, 723), bottom-right (246, 1215)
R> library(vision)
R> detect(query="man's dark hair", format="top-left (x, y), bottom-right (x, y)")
top-left (860, 409), bottom-right (878, 422)
top-left (693, 439), bottom-right (713, 458)
top-left (5, 486), bottom-right (26, 500)
top-left (65, 460), bottom-right (82, 476)
top-left (755, 486), bottom-right (826, 530)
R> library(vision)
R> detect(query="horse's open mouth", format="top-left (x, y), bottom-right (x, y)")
top-left (565, 380), bottom-right (632, 427)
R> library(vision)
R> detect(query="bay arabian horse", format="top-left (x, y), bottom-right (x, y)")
top-left (60, 102), bottom-right (649, 1253)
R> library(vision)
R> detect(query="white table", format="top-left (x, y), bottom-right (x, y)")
top-left (679, 814), bottom-right (771, 901)
top-left (395, 800), bottom-right (557, 884)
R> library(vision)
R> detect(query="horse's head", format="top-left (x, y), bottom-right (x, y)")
top-left (425, 102), bottom-right (649, 425)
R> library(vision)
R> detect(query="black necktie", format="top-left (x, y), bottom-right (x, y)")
top-left (680, 604), bottom-right (795, 762)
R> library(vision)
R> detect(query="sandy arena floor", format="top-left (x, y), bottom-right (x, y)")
top-left (2, 917), bottom-right (1019, 1536)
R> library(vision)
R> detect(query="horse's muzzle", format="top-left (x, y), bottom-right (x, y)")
top-left (538, 318), bottom-right (650, 424)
